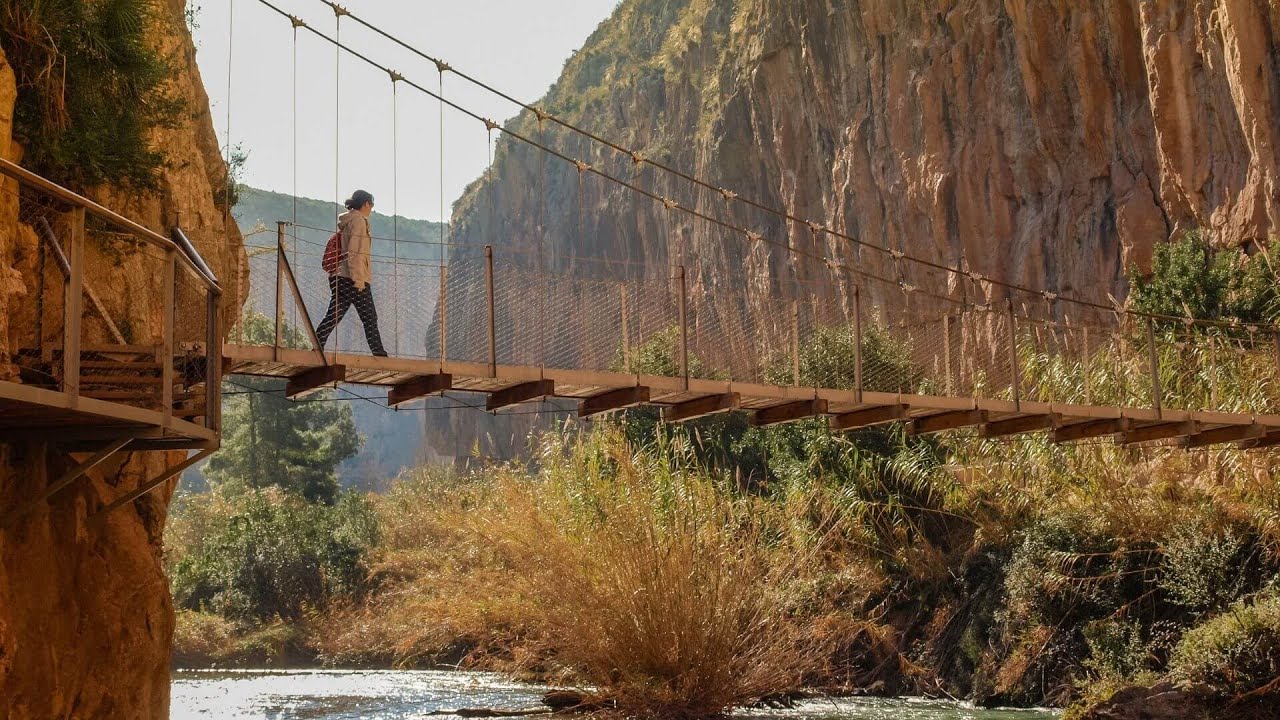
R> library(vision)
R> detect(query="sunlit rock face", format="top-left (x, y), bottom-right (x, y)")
top-left (450, 0), bottom-right (1278, 309)
top-left (0, 0), bottom-right (244, 716)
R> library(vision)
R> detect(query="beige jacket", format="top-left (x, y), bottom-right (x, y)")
top-left (337, 210), bottom-right (372, 289)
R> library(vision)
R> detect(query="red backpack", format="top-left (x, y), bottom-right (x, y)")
top-left (321, 230), bottom-right (345, 275)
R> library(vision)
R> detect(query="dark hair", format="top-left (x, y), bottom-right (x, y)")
top-left (345, 189), bottom-right (374, 210)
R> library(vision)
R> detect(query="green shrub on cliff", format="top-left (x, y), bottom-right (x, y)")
top-left (0, 0), bottom-right (183, 189)
top-left (1129, 231), bottom-right (1280, 324)
top-left (1169, 594), bottom-right (1280, 694)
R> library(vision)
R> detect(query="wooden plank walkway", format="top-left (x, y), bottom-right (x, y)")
top-left (223, 344), bottom-right (1280, 449)
top-left (0, 379), bottom-right (218, 450)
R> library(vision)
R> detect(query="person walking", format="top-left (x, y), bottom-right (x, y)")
top-left (316, 189), bottom-right (388, 356)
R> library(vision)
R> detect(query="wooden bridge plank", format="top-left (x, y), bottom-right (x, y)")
top-left (1053, 418), bottom-right (1132, 443)
top-left (752, 399), bottom-right (827, 427)
top-left (285, 364), bottom-right (347, 399)
top-left (909, 409), bottom-right (988, 435)
top-left (1122, 421), bottom-right (1198, 445)
top-left (982, 414), bottom-right (1060, 438)
top-left (663, 393), bottom-right (739, 423)
top-left (388, 374), bottom-right (452, 407)
top-left (487, 379), bottom-right (555, 411)
top-left (1241, 430), bottom-right (1280, 449)
top-left (829, 404), bottom-right (908, 431)
top-left (1184, 423), bottom-right (1264, 448)
top-left (579, 386), bottom-right (649, 417)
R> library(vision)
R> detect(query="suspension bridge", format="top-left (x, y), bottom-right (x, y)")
top-left (4, 1), bottom-right (1280, 518)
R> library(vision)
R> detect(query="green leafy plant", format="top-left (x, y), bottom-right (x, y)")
top-left (1170, 594), bottom-right (1280, 694)
top-left (169, 485), bottom-right (379, 622)
top-left (1, 0), bottom-right (184, 189)
top-left (1129, 231), bottom-right (1280, 324)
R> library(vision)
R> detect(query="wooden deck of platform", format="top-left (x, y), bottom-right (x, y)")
top-left (0, 379), bottom-right (218, 451)
top-left (223, 344), bottom-right (1280, 449)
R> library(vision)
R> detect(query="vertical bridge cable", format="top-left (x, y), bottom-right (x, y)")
top-left (438, 63), bottom-right (447, 269)
top-left (225, 0), bottom-right (237, 343)
top-left (538, 113), bottom-right (547, 369)
top-left (390, 70), bottom-right (401, 356)
top-left (291, 16), bottom-right (302, 341)
top-left (332, 3), bottom-right (346, 358)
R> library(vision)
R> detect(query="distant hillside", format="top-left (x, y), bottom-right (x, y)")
top-left (233, 186), bottom-right (446, 262)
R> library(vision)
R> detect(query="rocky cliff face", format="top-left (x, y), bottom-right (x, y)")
top-left (451, 0), bottom-right (1279, 317)
top-left (0, 0), bottom-right (243, 716)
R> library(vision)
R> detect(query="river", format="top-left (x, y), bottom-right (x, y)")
top-left (171, 670), bottom-right (1059, 719)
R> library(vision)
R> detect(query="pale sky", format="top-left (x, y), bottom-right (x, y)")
top-left (196, 0), bottom-right (620, 222)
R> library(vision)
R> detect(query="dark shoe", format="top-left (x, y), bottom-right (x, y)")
top-left (372, 350), bottom-right (389, 358)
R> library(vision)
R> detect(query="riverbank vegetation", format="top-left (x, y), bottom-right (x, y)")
top-left (166, 233), bottom-right (1280, 718)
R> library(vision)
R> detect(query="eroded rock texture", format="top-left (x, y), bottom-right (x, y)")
top-left (451, 0), bottom-right (1279, 309)
top-left (0, 0), bottom-right (244, 716)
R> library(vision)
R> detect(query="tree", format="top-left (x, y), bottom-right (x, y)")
top-left (205, 312), bottom-right (361, 504)
top-left (1129, 230), bottom-right (1280, 324)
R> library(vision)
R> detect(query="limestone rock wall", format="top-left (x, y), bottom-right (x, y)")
top-left (451, 0), bottom-right (1280, 315)
top-left (0, 0), bottom-right (244, 717)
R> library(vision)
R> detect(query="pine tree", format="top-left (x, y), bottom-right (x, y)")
top-left (205, 313), bottom-right (361, 504)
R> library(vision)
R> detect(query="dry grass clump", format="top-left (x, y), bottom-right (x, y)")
top-left (472, 431), bottom-right (824, 718)
top-left (318, 430), bottom-right (828, 717)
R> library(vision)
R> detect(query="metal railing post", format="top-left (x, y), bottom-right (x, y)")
top-left (943, 312), bottom-right (954, 395)
top-left (485, 246), bottom-right (496, 377)
top-left (678, 265), bottom-right (689, 389)
top-left (620, 283), bottom-right (630, 371)
top-left (1273, 331), bottom-right (1280, 376)
top-left (1146, 315), bottom-right (1162, 417)
top-left (275, 221), bottom-right (286, 359)
top-left (791, 299), bottom-right (801, 387)
top-left (1006, 298), bottom-right (1021, 409)
top-left (64, 207), bottom-right (85, 406)
top-left (1082, 324), bottom-right (1092, 404)
top-left (438, 265), bottom-right (448, 369)
top-left (162, 248), bottom-right (176, 427)
top-left (207, 289), bottom-right (222, 432)
top-left (853, 285), bottom-right (863, 403)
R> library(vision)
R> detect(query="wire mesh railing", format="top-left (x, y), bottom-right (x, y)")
top-left (0, 158), bottom-right (222, 433)
top-left (228, 230), bottom-right (1280, 426)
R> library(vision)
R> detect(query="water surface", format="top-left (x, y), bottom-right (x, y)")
top-left (171, 669), bottom-right (1058, 720)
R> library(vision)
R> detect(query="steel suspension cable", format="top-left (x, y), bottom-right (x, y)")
top-left (392, 72), bottom-right (401, 356)
top-left (225, 0), bottom-right (237, 342)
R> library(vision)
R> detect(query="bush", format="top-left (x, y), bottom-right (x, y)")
top-left (1169, 594), bottom-right (1280, 693)
top-left (462, 430), bottom-right (824, 718)
top-left (1082, 619), bottom-right (1151, 683)
top-left (762, 322), bottom-right (921, 393)
top-left (169, 486), bottom-right (379, 622)
top-left (1, 0), bottom-right (184, 189)
top-left (1129, 231), bottom-right (1279, 324)
top-left (1158, 520), bottom-right (1255, 614)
